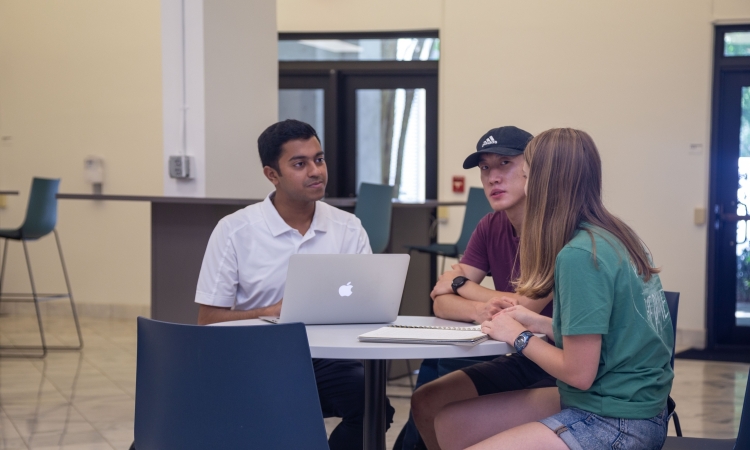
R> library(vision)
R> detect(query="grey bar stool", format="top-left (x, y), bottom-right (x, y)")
top-left (0, 177), bottom-right (83, 358)
top-left (405, 187), bottom-right (492, 273)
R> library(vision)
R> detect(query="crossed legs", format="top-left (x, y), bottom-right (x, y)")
top-left (411, 370), bottom-right (478, 448)
top-left (434, 387), bottom-right (563, 450)
top-left (411, 353), bottom-right (557, 449)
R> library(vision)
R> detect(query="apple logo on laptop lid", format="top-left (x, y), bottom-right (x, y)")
top-left (339, 282), bottom-right (353, 297)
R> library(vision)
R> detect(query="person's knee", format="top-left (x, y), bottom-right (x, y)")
top-left (323, 367), bottom-right (366, 421)
top-left (337, 390), bottom-right (365, 422)
top-left (412, 372), bottom-right (476, 424)
top-left (411, 381), bottom-right (443, 423)
top-left (434, 404), bottom-right (462, 450)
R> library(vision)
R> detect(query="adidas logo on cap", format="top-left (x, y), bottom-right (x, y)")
top-left (481, 136), bottom-right (498, 147)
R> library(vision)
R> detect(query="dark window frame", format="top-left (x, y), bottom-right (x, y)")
top-left (279, 30), bottom-right (439, 41)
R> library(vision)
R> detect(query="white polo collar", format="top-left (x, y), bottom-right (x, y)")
top-left (260, 192), bottom-right (329, 237)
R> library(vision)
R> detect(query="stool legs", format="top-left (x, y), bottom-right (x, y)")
top-left (0, 230), bottom-right (83, 358)
top-left (0, 238), bottom-right (8, 300)
top-left (54, 230), bottom-right (83, 350)
top-left (22, 239), bottom-right (48, 358)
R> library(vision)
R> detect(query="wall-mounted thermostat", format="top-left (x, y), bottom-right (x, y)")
top-left (169, 155), bottom-right (194, 179)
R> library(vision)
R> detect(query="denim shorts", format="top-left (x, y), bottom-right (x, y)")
top-left (539, 405), bottom-right (669, 450)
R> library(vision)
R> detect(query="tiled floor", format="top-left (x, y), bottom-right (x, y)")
top-left (0, 315), bottom-right (747, 449)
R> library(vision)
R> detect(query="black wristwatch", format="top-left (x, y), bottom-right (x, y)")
top-left (451, 276), bottom-right (469, 295)
top-left (514, 330), bottom-right (534, 356)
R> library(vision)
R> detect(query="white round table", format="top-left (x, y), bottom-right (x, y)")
top-left (214, 315), bottom-right (517, 450)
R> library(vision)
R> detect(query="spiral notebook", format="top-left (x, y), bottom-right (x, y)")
top-left (358, 324), bottom-right (488, 347)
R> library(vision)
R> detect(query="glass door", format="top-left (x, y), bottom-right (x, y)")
top-left (343, 75), bottom-right (437, 200)
top-left (709, 26), bottom-right (750, 347)
top-left (737, 85), bottom-right (750, 329)
top-left (355, 88), bottom-right (426, 202)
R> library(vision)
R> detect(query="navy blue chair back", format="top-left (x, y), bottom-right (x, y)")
top-left (664, 291), bottom-right (680, 369)
top-left (737, 368), bottom-right (750, 449)
top-left (355, 183), bottom-right (394, 253)
top-left (455, 187), bottom-right (493, 255)
top-left (21, 178), bottom-right (60, 240)
top-left (134, 318), bottom-right (328, 450)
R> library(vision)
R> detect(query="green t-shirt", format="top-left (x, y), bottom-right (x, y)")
top-left (552, 226), bottom-right (674, 419)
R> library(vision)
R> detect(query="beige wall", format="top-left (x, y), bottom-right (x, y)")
top-left (0, 1), bottom-right (163, 313)
top-left (0, 0), bottom-right (278, 317)
top-left (279, 0), bottom-right (750, 344)
top-left (278, 0), bottom-right (442, 32)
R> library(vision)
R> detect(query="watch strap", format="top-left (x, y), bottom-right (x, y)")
top-left (514, 330), bottom-right (534, 356)
top-left (451, 276), bottom-right (469, 295)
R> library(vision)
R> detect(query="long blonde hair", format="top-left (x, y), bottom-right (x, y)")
top-left (515, 128), bottom-right (658, 299)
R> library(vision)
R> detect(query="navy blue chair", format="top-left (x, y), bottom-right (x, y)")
top-left (664, 291), bottom-right (682, 436)
top-left (355, 183), bottom-right (394, 254)
top-left (663, 366), bottom-right (749, 449)
top-left (0, 178), bottom-right (83, 358)
top-left (405, 187), bottom-right (492, 272)
top-left (134, 318), bottom-right (329, 450)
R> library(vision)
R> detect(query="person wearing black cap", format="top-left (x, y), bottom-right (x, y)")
top-left (397, 126), bottom-right (555, 450)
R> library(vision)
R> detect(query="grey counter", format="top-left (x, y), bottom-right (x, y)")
top-left (58, 194), bottom-right (462, 325)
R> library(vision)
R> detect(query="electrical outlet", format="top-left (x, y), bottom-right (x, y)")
top-left (169, 155), bottom-right (193, 179)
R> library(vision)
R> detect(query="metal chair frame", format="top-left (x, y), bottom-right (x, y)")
top-left (664, 290), bottom-right (682, 436)
top-left (0, 229), bottom-right (83, 358)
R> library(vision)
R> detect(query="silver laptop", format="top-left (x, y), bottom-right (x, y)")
top-left (260, 254), bottom-right (410, 325)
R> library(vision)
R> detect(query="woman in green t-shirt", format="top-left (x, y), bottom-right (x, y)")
top-left (433, 128), bottom-right (674, 450)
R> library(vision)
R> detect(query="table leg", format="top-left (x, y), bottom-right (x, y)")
top-left (363, 359), bottom-right (386, 450)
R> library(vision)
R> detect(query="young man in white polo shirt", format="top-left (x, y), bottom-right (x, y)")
top-left (194, 119), bottom-right (395, 450)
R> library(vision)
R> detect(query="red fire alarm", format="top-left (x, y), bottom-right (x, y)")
top-left (452, 176), bottom-right (465, 193)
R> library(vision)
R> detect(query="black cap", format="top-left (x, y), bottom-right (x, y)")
top-left (462, 126), bottom-right (533, 169)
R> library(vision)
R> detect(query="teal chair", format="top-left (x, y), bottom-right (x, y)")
top-left (0, 178), bottom-right (83, 358)
top-left (134, 318), bottom-right (329, 450)
top-left (355, 183), bottom-right (394, 254)
top-left (405, 187), bottom-right (492, 272)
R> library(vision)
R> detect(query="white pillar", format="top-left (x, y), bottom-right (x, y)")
top-left (161, 0), bottom-right (278, 198)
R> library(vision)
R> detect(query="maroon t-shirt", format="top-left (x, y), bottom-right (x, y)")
top-left (460, 211), bottom-right (553, 318)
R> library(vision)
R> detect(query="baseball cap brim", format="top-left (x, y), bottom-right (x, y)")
top-left (462, 147), bottom-right (524, 169)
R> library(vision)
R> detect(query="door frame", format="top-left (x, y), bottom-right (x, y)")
top-left (707, 24), bottom-right (750, 349)
top-left (278, 31), bottom-right (439, 199)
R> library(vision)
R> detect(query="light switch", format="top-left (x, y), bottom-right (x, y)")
top-left (694, 207), bottom-right (706, 225)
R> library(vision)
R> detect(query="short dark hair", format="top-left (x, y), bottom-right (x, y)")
top-left (258, 119), bottom-right (320, 171)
